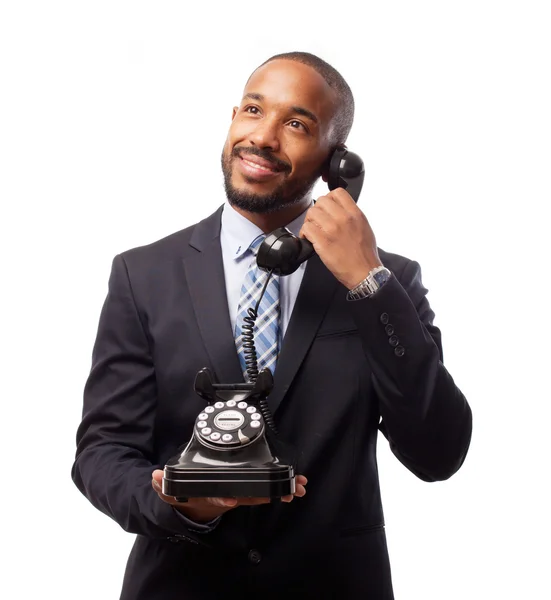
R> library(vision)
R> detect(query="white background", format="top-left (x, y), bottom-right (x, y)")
top-left (1, 1), bottom-right (550, 598)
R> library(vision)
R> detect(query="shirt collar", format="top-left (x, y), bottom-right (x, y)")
top-left (221, 200), bottom-right (313, 261)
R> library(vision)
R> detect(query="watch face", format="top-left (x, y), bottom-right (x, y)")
top-left (373, 269), bottom-right (390, 286)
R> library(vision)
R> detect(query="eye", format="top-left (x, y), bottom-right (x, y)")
top-left (244, 106), bottom-right (261, 115)
top-left (288, 120), bottom-right (307, 132)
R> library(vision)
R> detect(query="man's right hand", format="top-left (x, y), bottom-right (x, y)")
top-left (151, 469), bottom-right (308, 523)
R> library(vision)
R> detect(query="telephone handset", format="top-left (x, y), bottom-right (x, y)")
top-left (256, 147), bottom-right (365, 276)
top-left (162, 147), bottom-right (365, 501)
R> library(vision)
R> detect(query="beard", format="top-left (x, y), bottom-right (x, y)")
top-left (221, 146), bottom-right (319, 214)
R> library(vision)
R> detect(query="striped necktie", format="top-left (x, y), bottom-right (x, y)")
top-left (234, 235), bottom-right (281, 382)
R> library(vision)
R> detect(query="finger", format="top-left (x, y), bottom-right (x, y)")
top-left (299, 221), bottom-right (322, 246)
top-left (281, 474), bottom-right (308, 502)
top-left (233, 497), bottom-right (272, 506)
top-left (206, 497), bottom-right (238, 508)
top-left (152, 469), bottom-right (164, 484)
top-left (151, 481), bottom-right (178, 504)
top-left (305, 201), bottom-right (332, 227)
top-left (151, 471), bottom-right (172, 500)
top-left (280, 489), bottom-right (306, 502)
top-left (150, 474), bottom-right (188, 505)
top-left (294, 484), bottom-right (306, 497)
top-left (305, 201), bottom-right (352, 241)
top-left (307, 206), bottom-right (335, 233)
top-left (327, 187), bottom-right (358, 210)
top-left (314, 194), bottom-right (345, 220)
top-left (298, 223), bottom-right (314, 243)
top-left (300, 203), bottom-right (341, 240)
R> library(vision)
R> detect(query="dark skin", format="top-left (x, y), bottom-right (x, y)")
top-left (152, 59), bottom-right (382, 523)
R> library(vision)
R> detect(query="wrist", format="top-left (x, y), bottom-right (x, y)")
top-left (345, 261), bottom-right (383, 291)
top-left (175, 504), bottom-right (224, 523)
top-left (347, 265), bottom-right (391, 300)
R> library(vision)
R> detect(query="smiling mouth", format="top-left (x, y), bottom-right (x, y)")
top-left (242, 157), bottom-right (278, 172)
top-left (236, 154), bottom-right (285, 181)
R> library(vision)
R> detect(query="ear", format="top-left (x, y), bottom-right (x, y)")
top-left (231, 106), bottom-right (238, 120)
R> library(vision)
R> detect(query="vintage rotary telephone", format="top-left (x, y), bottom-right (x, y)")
top-left (162, 147), bottom-right (365, 501)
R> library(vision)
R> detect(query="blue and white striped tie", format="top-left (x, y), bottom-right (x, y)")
top-left (235, 235), bottom-right (281, 382)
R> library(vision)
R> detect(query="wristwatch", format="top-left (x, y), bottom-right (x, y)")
top-left (347, 266), bottom-right (392, 300)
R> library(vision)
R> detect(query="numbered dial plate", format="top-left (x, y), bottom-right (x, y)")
top-left (195, 401), bottom-right (264, 447)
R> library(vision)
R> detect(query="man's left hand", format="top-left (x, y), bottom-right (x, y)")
top-left (299, 188), bottom-right (383, 289)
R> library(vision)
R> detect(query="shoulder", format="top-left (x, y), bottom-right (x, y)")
top-left (117, 206), bottom-right (224, 269)
top-left (122, 226), bottom-right (193, 262)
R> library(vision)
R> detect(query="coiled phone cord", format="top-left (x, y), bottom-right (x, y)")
top-left (240, 268), bottom-right (279, 434)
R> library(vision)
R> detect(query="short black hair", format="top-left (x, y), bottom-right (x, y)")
top-left (256, 51), bottom-right (354, 144)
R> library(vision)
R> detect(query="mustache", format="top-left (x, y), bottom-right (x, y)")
top-left (232, 146), bottom-right (291, 174)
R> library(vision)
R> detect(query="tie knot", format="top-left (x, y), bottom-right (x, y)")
top-left (248, 234), bottom-right (266, 257)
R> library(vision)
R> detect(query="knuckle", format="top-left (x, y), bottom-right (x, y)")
top-left (325, 224), bottom-right (338, 239)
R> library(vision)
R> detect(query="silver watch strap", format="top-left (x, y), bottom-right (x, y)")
top-left (347, 266), bottom-right (391, 300)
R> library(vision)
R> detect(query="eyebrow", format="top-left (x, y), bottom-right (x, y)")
top-left (243, 93), bottom-right (319, 124)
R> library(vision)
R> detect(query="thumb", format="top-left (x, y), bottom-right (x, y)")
top-left (152, 469), bottom-right (164, 484)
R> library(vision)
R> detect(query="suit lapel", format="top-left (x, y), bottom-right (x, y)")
top-left (268, 255), bottom-right (339, 415)
top-left (183, 206), bottom-right (243, 384)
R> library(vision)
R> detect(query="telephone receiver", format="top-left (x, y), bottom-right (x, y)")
top-left (256, 147), bottom-right (365, 276)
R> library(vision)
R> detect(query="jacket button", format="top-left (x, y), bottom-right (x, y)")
top-left (395, 345), bottom-right (405, 357)
top-left (248, 549), bottom-right (262, 564)
top-left (380, 313), bottom-right (389, 325)
top-left (385, 324), bottom-right (394, 336)
top-left (388, 335), bottom-right (399, 347)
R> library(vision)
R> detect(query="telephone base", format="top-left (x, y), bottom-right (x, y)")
top-left (162, 367), bottom-right (295, 499)
top-left (163, 465), bottom-right (295, 499)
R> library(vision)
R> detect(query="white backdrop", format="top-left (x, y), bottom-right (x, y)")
top-left (1, 1), bottom-right (550, 598)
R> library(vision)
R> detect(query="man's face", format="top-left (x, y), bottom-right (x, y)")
top-left (221, 59), bottom-right (338, 213)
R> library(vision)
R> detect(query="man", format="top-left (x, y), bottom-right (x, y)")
top-left (72, 51), bottom-right (472, 599)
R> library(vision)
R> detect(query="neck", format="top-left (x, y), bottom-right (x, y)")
top-left (231, 198), bottom-right (311, 233)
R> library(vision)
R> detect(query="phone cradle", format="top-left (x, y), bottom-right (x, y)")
top-left (163, 368), bottom-right (295, 502)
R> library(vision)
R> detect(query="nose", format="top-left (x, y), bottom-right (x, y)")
top-left (247, 117), bottom-right (280, 152)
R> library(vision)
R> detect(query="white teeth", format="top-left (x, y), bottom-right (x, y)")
top-left (243, 158), bottom-right (275, 172)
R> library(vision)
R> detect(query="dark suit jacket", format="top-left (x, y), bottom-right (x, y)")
top-left (72, 205), bottom-right (472, 599)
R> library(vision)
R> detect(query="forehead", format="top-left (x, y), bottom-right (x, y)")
top-left (244, 59), bottom-right (337, 127)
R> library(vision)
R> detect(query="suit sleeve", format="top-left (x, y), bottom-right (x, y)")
top-left (349, 259), bottom-right (473, 482)
top-left (71, 254), bottom-right (216, 543)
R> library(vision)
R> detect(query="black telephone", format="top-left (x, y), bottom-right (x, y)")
top-left (162, 147), bottom-right (365, 501)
